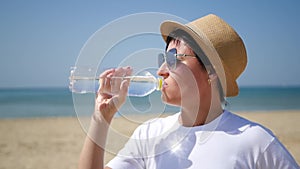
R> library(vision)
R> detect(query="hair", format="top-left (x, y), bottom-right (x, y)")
top-left (165, 29), bottom-right (227, 106)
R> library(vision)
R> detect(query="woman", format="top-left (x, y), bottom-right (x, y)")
top-left (78, 14), bottom-right (298, 169)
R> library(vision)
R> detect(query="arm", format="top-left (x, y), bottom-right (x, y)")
top-left (78, 132), bottom-right (110, 169)
top-left (78, 67), bottom-right (131, 169)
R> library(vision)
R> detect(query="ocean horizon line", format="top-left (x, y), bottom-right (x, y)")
top-left (1, 85), bottom-right (300, 89)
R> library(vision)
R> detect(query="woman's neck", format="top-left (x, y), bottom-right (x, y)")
top-left (179, 104), bottom-right (223, 127)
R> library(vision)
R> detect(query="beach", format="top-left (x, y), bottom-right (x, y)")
top-left (0, 111), bottom-right (299, 169)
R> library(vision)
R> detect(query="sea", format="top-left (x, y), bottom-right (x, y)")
top-left (0, 87), bottom-right (300, 118)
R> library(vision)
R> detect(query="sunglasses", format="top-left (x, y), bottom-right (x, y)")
top-left (158, 48), bottom-right (196, 70)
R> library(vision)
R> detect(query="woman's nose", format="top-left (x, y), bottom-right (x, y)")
top-left (157, 63), bottom-right (169, 79)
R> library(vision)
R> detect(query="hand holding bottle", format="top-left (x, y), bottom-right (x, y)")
top-left (95, 67), bottom-right (132, 122)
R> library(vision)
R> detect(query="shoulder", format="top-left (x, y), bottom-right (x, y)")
top-left (222, 111), bottom-right (274, 133)
top-left (221, 111), bottom-right (276, 145)
top-left (221, 111), bottom-right (296, 167)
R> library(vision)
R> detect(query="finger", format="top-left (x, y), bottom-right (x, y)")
top-left (99, 68), bottom-right (115, 79)
top-left (110, 67), bottom-right (131, 94)
top-left (110, 80), bottom-right (129, 111)
top-left (98, 67), bottom-right (131, 96)
top-left (98, 69), bottom-right (115, 94)
top-left (124, 66), bottom-right (133, 76)
top-left (99, 69), bottom-right (115, 85)
top-left (113, 66), bottom-right (132, 77)
top-left (113, 67), bottom-right (124, 76)
top-left (119, 80), bottom-right (129, 100)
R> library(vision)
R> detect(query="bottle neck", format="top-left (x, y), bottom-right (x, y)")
top-left (156, 77), bottom-right (163, 91)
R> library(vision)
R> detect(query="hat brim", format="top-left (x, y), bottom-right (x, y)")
top-left (160, 20), bottom-right (239, 97)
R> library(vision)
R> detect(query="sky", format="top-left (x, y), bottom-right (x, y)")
top-left (0, 0), bottom-right (300, 88)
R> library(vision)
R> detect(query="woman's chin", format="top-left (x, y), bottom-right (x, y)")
top-left (160, 92), bottom-right (181, 107)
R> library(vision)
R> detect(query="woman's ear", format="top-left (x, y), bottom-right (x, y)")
top-left (208, 73), bottom-right (218, 83)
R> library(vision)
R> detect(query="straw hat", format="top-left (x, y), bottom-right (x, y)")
top-left (160, 14), bottom-right (247, 97)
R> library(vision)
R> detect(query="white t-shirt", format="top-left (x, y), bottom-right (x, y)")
top-left (107, 111), bottom-right (299, 169)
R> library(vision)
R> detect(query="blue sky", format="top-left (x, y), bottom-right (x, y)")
top-left (1, 0), bottom-right (300, 88)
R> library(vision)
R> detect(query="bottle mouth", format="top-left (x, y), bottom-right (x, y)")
top-left (157, 77), bottom-right (163, 91)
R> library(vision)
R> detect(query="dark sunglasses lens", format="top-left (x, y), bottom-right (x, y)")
top-left (158, 48), bottom-right (177, 70)
top-left (166, 48), bottom-right (177, 70)
top-left (168, 48), bottom-right (177, 54)
top-left (158, 53), bottom-right (165, 67)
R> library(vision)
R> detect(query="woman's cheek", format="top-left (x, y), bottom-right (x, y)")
top-left (172, 65), bottom-right (198, 94)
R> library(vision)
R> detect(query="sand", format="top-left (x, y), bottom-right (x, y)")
top-left (0, 111), bottom-right (299, 169)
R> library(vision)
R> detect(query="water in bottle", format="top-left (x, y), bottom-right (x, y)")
top-left (69, 68), bottom-right (163, 97)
